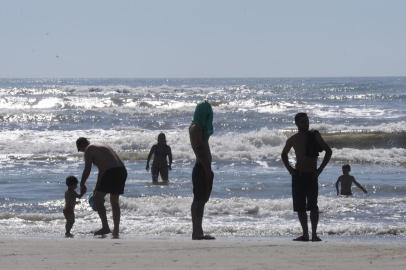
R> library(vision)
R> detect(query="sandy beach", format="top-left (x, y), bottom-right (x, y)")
top-left (1, 237), bottom-right (405, 270)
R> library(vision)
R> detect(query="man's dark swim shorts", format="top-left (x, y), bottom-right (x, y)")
top-left (292, 171), bottom-right (318, 212)
top-left (192, 163), bottom-right (213, 203)
top-left (96, 166), bottom-right (127, 195)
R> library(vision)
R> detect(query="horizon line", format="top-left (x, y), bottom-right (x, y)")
top-left (0, 75), bottom-right (406, 80)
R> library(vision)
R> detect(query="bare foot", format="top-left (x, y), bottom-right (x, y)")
top-left (94, 227), bottom-right (111, 236)
top-left (311, 235), bottom-right (322, 242)
top-left (293, 235), bottom-right (309, 242)
top-left (192, 235), bottom-right (215, 240)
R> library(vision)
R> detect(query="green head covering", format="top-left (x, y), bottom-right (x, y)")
top-left (192, 101), bottom-right (213, 141)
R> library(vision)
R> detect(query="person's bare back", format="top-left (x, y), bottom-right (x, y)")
top-left (336, 175), bottom-right (355, 195)
top-left (336, 164), bottom-right (367, 196)
top-left (85, 144), bottom-right (124, 173)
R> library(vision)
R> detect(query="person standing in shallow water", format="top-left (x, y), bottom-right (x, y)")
top-left (336, 164), bottom-right (367, 196)
top-left (281, 113), bottom-right (332, 242)
top-left (77, 137), bottom-right (127, 239)
top-left (146, 133), bottom-right (172, 184)
top-left (189, 101), bottom-right (215, 240)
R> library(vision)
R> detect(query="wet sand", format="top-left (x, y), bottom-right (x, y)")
top-left (1, 237), bottom-right (405, 269)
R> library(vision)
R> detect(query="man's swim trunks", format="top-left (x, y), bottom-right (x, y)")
top-left (192, 163), bottom-right (213, 203)
top-left (292, 171), bottom-right (318, 212)
top-left (96, 166), bottom-right (127, 194)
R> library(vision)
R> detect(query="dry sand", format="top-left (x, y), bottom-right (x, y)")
top-left (1, 237), bottom-right (405, 270)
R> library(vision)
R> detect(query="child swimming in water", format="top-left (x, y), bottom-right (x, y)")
top-left (336, 164), bottom-right (368, 196)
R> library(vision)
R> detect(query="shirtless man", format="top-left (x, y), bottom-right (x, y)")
top-left (77, 137), bottom-right (127, 238)
top-left (281, 113), bottom-right (332, 242)
top-left (189, 101), bottom-right (215, 240)
top-left (336, 164), bottom-right (367, 196)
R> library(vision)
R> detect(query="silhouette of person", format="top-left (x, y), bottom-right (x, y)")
top-left (189, 101), bottom-right (215, 240)
top-left (281, 113), bottom-right (332, 242)
top-left (336, 164), bottom-right (367, 196)
top-left (146, 133), bottom-right (172, 184)
top-left (63, 176), bottom-right (82, 237)
top-left (77, 137), bottom-right (127, 239)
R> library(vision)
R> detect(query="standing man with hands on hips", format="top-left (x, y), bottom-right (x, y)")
top-left (281, 113), bottom-right (332, 242)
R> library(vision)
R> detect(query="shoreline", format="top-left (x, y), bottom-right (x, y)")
top-left (3, 233), bottom-right (405, 243)
top-left (1, 237), bottom-right (405, 269)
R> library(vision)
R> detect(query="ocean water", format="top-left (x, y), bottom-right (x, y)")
top-left (0, 77), bottom-right (405, 239)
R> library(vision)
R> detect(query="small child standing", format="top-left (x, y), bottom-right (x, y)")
top-left (335, 164), bottom-right (368, 196)
top-left (63, 176), bottom-right (82, 237)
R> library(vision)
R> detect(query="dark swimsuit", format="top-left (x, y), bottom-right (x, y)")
top-left (96, 166), bottom-right (127, 194)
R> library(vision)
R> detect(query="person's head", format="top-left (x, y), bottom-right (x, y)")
top-left (342, 164), bottom-right (351, 175)
top-left (294, 112), bottom-right (309, 132)
top-left (76, 137), bottom-right (90, 152)
top-left (66, 176), bottom-right (78, 189)
top-left (192, 101), bottom-right (213, 141)
top-left (157, 133), bottom-right (166, 144)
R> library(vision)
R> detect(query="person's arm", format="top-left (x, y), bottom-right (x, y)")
top-left (146, 145), bottom-right (155, 171)
top-left (335, 177), bottom-right (341, 195)
top-left (281, 139), bottom-right (295, 175)
top-left (167, 146), bottom-right (172, 170)
top-left (74, 191), bottom-right (82, 199)
top-left (352, 177), bottom-right (368, 194)
top-left (315, 132), bottom-right (332, 176)
top-left (80, 150), bottom-right (92, 195)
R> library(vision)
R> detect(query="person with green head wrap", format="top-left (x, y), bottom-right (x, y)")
top-left (189, 101), bottom-right (215, 240)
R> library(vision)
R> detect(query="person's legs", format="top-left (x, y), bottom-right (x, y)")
top-left (94, 191), bottom-right (111, 234)
top-left (65, 217), bottom-right (74, 237)
top-left (191, 164), bottom-right (203, 238)
top-left (63, 209), bottom-right (74, 237)
top-left (310, 210), bottom-right (320, 241)
top-left (151, 165), bottom-right (159, 183)
top-left (307, 173), bottom-right (321, 241)
top-left (294, 211), bottom-right (309, 241)
top-left (191, 200), bottom-right (205, 238)
top-left (110, 194), bottom-right (120, 238)
top-left (191, 163), bottom-right (214, 240)
top-left (292, 173), bottom-right (308, 241)
top-left (160, 165), bottom-right (169, 183)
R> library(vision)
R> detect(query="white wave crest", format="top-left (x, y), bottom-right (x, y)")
top-left (1, 196), bottom-right (406, 237)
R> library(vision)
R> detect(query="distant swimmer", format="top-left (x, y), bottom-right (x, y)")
top-left (63, 176), bottom-right (82, 238)
top-left (336, 164), bottom-right (367, 196)
top-left (189, 101), bottom-right (215, 240)
top-left (281, 112), bottom-right (332, 242)
top-left (77, 137), bottom-right (127, 239)
top-left (146, 133), bottom-right (172, 184)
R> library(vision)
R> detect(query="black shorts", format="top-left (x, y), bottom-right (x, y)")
top-left (96, 167), bottom-right (127, 195)
top-left (292, 171), bottom-right (318, 212)
top-left (192, 163), bottom-right (213, 203)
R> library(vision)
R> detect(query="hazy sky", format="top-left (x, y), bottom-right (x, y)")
top-left (1, 0), bottom-right (405, 77)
